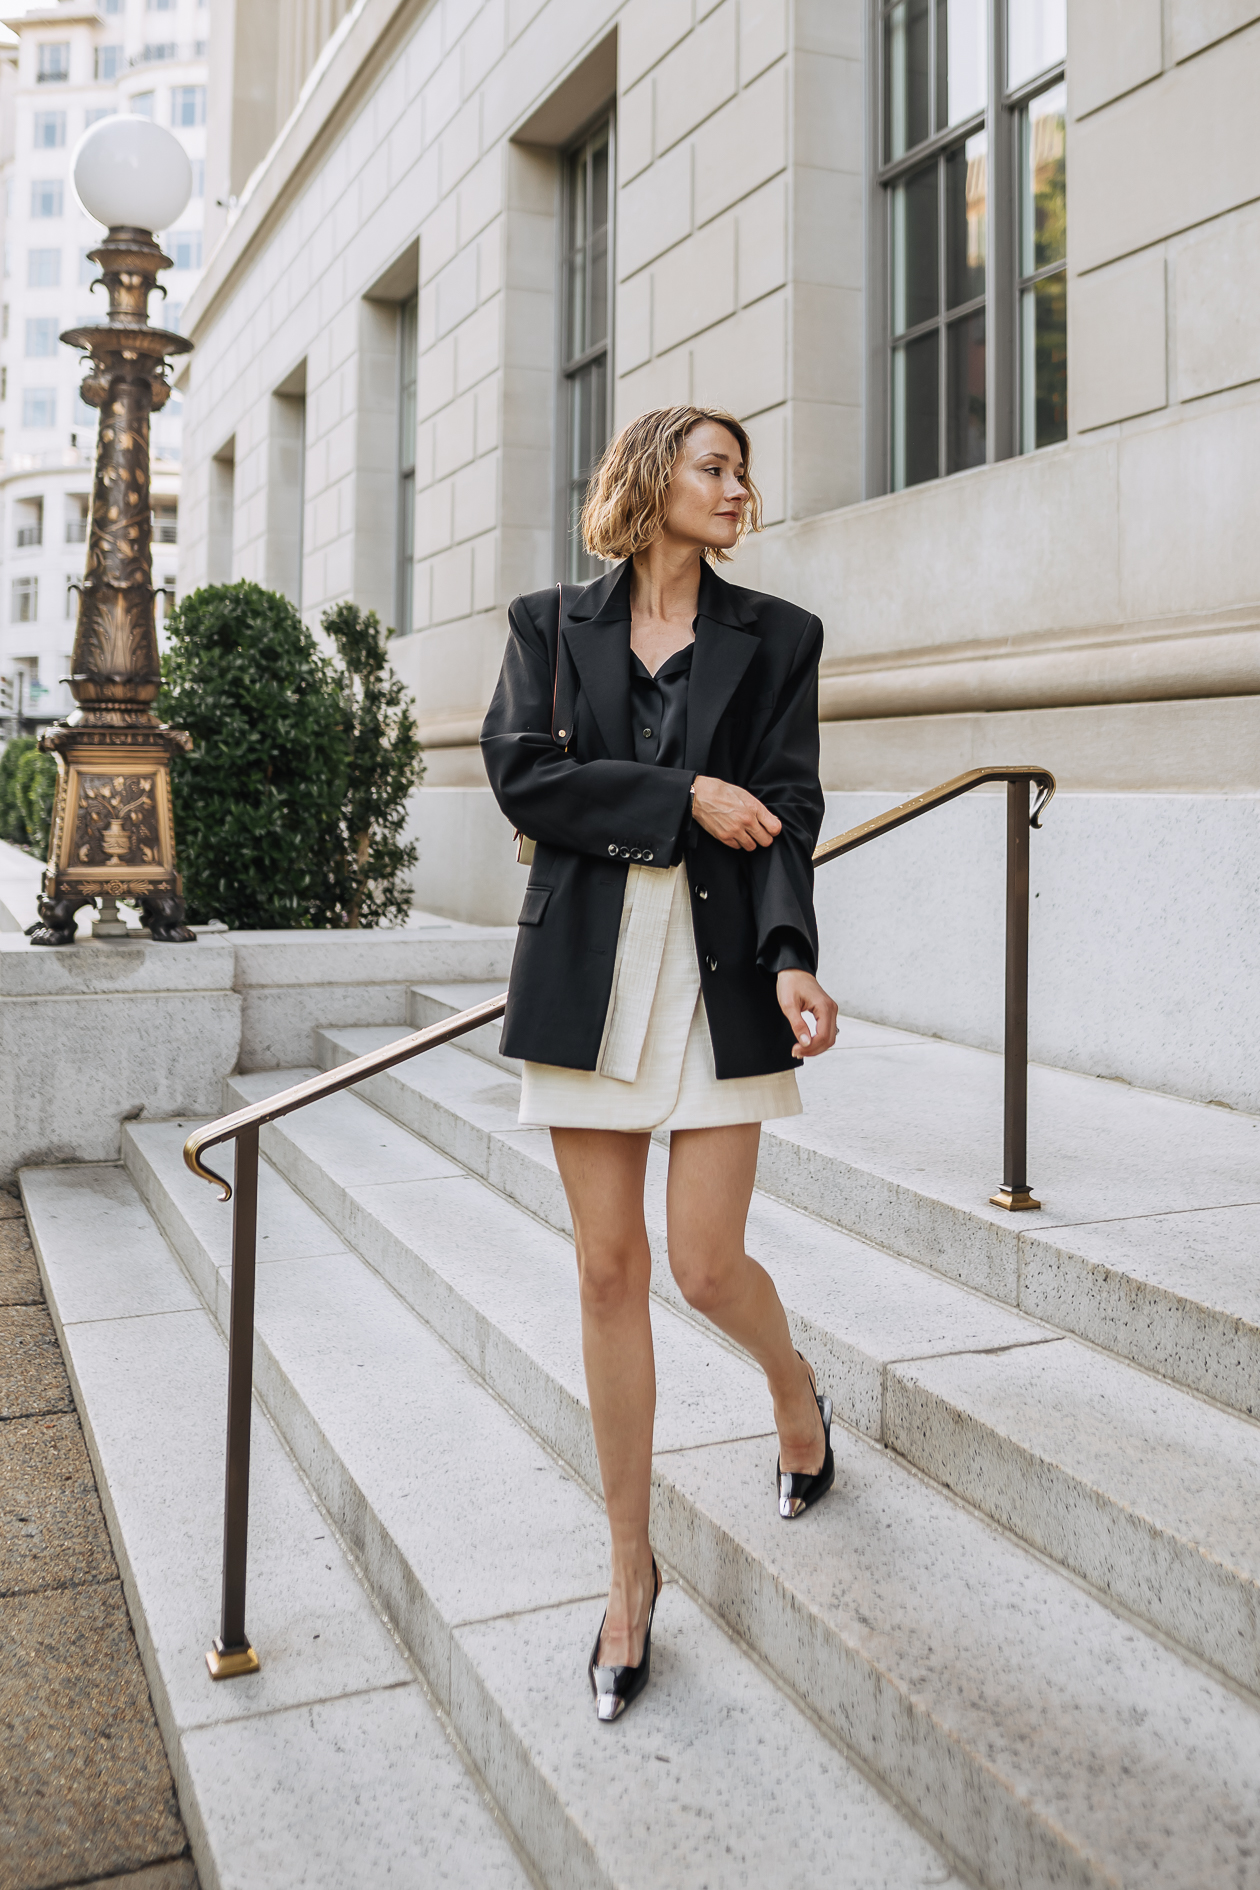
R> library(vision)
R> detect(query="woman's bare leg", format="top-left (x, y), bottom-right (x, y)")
top-left (666, 1124), bottom-right (825, 1474)
top-left (551, 1126), bottom-right (660, 1668)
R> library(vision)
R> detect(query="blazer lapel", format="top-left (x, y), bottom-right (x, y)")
top-left (686, 561), bottom-right (759, 774)
top-left (563, 619), bottom-right (633, 761)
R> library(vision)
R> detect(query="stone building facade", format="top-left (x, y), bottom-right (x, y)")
top-left (0, 0), bottom-right (208, 735)
top-left (177, 0), bottom-right (1259, 1105)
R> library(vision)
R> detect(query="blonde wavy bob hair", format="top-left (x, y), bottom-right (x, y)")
top-left (580, 405), bottom-right (763, 565)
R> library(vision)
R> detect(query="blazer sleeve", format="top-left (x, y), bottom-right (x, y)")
top-left (481, 594), bottom-right (695, 863)
top-left (744, 613), bottom-right (826, 977)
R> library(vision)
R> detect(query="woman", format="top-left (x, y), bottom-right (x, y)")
top-left (481, 405), bottom-right (838, 1724)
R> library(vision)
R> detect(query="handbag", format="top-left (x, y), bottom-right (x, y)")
top-left (514, 581), bottom-right (568, 867)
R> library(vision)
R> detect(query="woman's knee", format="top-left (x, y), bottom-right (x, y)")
top-left (577, 1239), bottom-right (650, 1317)
top-left (670, 1245), bottom-right (735, 1315)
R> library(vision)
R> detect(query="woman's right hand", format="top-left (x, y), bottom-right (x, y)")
top-left (691, 775), bottom-right (782, 851)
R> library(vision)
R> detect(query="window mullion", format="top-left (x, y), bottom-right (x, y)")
top-left (987, 0), bottom-right (1016, 463)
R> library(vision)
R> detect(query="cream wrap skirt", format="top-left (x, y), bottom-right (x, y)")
top-left (518, 861), bottom-right (802, 1131)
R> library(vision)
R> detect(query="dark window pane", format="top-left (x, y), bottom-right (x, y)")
top-left (885, 0), bottom-right (931, 160)
top-left (892, 331), bottom-right (939, 489)
top-left (891, 162), bottom-right (938, 335)
top-left (566, 148), bottom-right (588, 360)
top-left (1021, 274), bottom-right (1067, 449)
top-left (1019, 83), bottom-right (1066, 276)
top-left (945, 130), bottom-right (986, 308)
top-left (567, 355), bottom-right (608, 580)
top-left (937, 0), bottom-right (987, 127)
top-left (947, 308), bottom-right (986, 471)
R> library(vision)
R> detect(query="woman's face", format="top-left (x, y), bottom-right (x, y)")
top-left (661, 422), bottom-right (749, 553)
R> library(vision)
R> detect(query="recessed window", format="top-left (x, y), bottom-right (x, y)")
top-left (191, 157), bottom-right (205, 198)
top-left (12, 576), bottom-right (38, 621)
top-left (147, 0), bottom-right (176, 10)
top-left (23, 388), bottom-right (56, 428)
top-left (31, 179), bottom-right (64, 219)
top-left (37, 43), bottom-right (70, 84)
top-left (34, 111), bottom-right (66, 148)
top-left (15, 498), bottom-right (43, 548)
top-left (132, 93), bottom-right (155, 120)
top-left (397, 294), bottom-right (417, 637)
top-left (25, 317), bottom-right (58, 357)
top-left (27, 250), bottom-right (60, 288)
top-left (153, 497), bottom-right (178, 543)
top-left (66, 495), bottom-right (89, 544)
top-left (144, 43), bottom-right (178, 63)
top-left (96, 45), bottom-right (124, 81)
top-left (172, 86), bottom-right (206, 127)
top-left (880, 0), bottom-right (1066, 489)
top-left (560, 116), bottom-right (613, 583)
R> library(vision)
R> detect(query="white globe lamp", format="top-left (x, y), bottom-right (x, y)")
top-left (71, 113), bottom-right (192, 233)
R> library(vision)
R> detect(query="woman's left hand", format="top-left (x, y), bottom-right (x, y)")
top-left (776, 970), bottom-right (839, 1059)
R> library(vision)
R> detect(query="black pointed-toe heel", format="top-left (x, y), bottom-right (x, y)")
top-left (777, 1356), bottom-right (835, 1520)
top-left (588, 1558), bottom-right (662, 1724)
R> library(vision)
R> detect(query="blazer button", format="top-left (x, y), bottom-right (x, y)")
top-left (642, 850), bottom-right (653, 862)
top-left (706, 955), bottom-right (718, 972)
top-left (642, 727), bottom-right (653, 738)
top-left (607, 843), bottom-right (618, 856)
top-left (696, 886), bottom-right (708, 900)
top-left (630, 848), bottom-right (642, 861)
top-left (619, 847), bottom-right (630, 859)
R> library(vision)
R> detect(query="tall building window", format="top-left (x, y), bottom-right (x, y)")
top-left (34, 111), bottom-right (65, 147)
top-left (191, 157), bottom-right (205, 197)
top-left (66, 496), bottom-right (89, 544)
top-left (167, 230), bottom-right (202, 271)
top-left (15, 498), bottom-right (43, 547)
top-left (144, 43), bottom-right (178, 63)
top-left (148, 0), bottom-right (176, 10)
top-left (96, 45), bottom-right (124, 81)
top-left (28, 250), bottom-right (60, 287)
top-left (12, 577), bottom-right (38, 621)
top-left (879, 0), bottom-right (1066, 490)
top-left (31, 179), bottom-right (64, 218)
top-left (171, 85), bottom-right (206, 127)
top-left (560, 116), bottom-right (613, 582)
top-left (25, 317), bottom-right (58, 356)
top-left (37, 43), bottom-right (70, 83)
top-left (396, 294), bottom-right (417, 637)
top-left (23, 389), bottom-right (56, 428)
top-left (104, 0), bottom-right (123, 12)
top-left (132, 93), bottom-right (155, 119)
top-left (152, 497), bottom-right (178, 543)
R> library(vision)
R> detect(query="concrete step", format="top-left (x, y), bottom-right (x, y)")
top-left (396, 990), bottom-right (1260, 1423)
top-left (306, 1027), bottom-right (1260, 1692)
top-left (132, 1084), bottom-right (1260, 1889)
top-left (18, 1162), bottom-right (535, 1890)
top-left (112, 1129), bottom-right (961, 1890)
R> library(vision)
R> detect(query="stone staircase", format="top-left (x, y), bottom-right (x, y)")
top-left (20, 965), bottom-right (1260, 1889)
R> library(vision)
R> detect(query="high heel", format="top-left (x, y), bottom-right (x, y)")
top-left (588, 1558), bottom-right (661, 1724)
top-left (777, 1354), bottom-right (834, 1520)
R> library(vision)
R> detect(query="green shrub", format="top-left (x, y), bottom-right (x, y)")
top-left (0, 736), bottom-right (56, 855)
top-left (158, 582), bottom-right (349, 928)
top-left (322, 601), bottom-right (422, 928)
top-left (158, 582), bottom-right (424, 930)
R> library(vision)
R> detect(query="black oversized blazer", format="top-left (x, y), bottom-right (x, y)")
top-left (480, 560), bottom-right (825, 1079)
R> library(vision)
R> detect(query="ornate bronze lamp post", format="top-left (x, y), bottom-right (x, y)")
top-left (30, 115), bottom-right (197, 946)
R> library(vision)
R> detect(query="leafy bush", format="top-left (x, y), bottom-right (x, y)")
top-left (159, 582), bottom-right (349, 928)
top-left (322, 602), bottom-right (422, 928)
top-left (0, 736), bottom-right (57, 855)
top-left (158, 581), bottom-right (423, 930)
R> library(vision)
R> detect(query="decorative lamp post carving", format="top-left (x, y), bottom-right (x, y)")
top-left (30, 115), bottom-right (197, 946)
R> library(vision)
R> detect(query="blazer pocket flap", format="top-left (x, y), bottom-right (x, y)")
top-left (517, 884), bottom-right (553, 926)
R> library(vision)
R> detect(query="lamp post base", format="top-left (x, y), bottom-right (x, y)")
top-left (989, 1186), bottom-right (1041, 1212)
top-left (205, 1640), bottom-right (260, 1681)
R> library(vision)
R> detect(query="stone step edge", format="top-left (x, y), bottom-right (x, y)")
top-left (243, 1071), bottom-right (1260, 1705)
top-left (320, 1023), bottom-right (1260, 1427)
top-left (146, 1106), bottom-right (1249, 1890)
top-left (17, 1166), bottom-right (538, 1890)
top-left (117, 1130), bottom-right (970, 1890)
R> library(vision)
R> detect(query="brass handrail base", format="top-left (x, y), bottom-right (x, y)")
top-left (989, 1187), bottom-right (1041, 1212)
top-left (206, 1639), bottom-right (260, 1681)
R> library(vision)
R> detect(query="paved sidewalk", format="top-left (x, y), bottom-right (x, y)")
top-left (0, 1183), bottom-right (199, 1890)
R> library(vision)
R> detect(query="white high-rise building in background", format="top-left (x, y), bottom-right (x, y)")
top-left (0, 0), bottom-right (208, 736)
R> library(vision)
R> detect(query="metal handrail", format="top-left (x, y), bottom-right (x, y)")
top-left (185, 760), bottom-right (1055, 1680)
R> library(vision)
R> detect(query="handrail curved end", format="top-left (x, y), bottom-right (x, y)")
top-left (184, 1130), bottom-right (232, 1202)
top-left (1029, 769), bottom-right (1057, 830)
